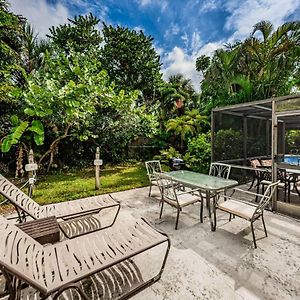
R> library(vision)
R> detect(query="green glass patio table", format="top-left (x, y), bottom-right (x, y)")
top-left (167, 170), bottom-right (238, 231)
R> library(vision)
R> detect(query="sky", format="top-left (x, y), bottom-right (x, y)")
top-left (9, 0), bottom-right (300, 90)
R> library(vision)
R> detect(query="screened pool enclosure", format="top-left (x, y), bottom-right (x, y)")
top-left (212, 94), bottom-right (300, 217)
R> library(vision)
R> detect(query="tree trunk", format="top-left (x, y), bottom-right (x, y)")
top-left (38, 125), bottom-right (71, 172)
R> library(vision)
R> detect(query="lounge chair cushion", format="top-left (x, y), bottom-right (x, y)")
top-left (217, 199), bottom-right (257, 221)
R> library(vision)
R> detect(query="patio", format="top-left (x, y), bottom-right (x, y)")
top-left (1, 177), bottom-right (300, 299)
top-left (106, 186), bottom-right (300, 300)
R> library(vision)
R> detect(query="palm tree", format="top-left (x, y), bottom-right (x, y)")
top-left (168, 73), bottom-right (200, 109)
top-left (198, 20), bottom-right (300, 110)
top-left (23, 23), bottom-right (50, 73)
top-left (167, 116), bottom-right (196, 152)
top-left (166, 109), bottom-right (207, 152)
top-left (242, 20), bottom-right (300, 98)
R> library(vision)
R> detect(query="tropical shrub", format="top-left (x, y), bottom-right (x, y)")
top-left (1, 49), bottom-right (139, 171)
top-left (286, 130), bottom-right (300, 153)
top-left (214, 129), bottom-right (243, 161)
top-left (184, 133), bottom-right (211, 173)
top-left (154, 147), bottom-right (181, 166)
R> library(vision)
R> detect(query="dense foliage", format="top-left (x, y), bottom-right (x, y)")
top-left (48, 13), bottom-right (102, 54)
top-left (1, 0), bottom-right (299, 176)
top-left (197, 21), bottom-right (300, 112)
top-left (101, 24), bottom-right (162, 104)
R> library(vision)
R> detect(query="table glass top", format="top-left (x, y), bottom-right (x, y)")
top-left (167, 170), bottom-right (238, 191)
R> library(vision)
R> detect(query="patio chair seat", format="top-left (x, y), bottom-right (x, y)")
top-left (215, 181), bottom-right (279, 248)
top-left (217, 199), bottom-right (257, 221)
top-left (164, 193), bottom-right (201, 208)
top-left (154, 172), bottom-right (203, 229)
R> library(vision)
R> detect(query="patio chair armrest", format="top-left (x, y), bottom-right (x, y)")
top-left (218, 195), bottom-right (259, 208)
top-left (231, 188), bottom-right (264, 198)
top-left (177, 188), bottom-right (202, 196)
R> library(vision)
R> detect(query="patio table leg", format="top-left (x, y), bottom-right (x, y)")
top-left (213, 195), bottom-right (217, 231)
top-left (206, 190), bottom-right (214, 231)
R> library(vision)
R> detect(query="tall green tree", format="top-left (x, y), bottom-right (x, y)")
top-left (243, 20), bottom-right (300, 98)
top-left (100, 24), bottom-right (162, 104)
top-left (168, 73), bottom-right (200, 110)
top-left (23, 23), bottom-right (50, 73)
top-left (0, 0), bottom-right (26, 138)
top-left (48, 13), bottom-right (102, 54)
top-left (1, 49), bottom-right (139, 171)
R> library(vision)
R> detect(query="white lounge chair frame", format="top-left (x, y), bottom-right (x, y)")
top-left (0, 216), bottom-right (170, 299)
top-left (0, 174), bottom-right (120, 238)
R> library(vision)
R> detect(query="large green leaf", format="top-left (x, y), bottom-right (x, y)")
top-left (33, 132), bottom-right (44, 145)
top-left (1, 136), bottom-right (12, 153)
top-left (24, 108), bottom-right (36, 116)
top-left (28, 120), bottom-right (45, 146)
top-left (28, 120), bottom-right (44, 135)
top-left (10, 115), bottom-right (19, 126)
top-left (12, 121), bottom-right (29, 141)
top-left (1, 121), bottom-right (29, 152)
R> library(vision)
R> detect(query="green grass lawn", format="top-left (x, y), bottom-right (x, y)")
top-left (33, 163), bottom-right (149, 205)
top-left (0, 163), bottom-right (149, 214)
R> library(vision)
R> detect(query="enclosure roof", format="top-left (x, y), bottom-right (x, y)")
top-left (212, 94), bottom-right (300, 129)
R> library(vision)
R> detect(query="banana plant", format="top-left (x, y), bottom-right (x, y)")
top-left (1, 115), bottom-right (44, 152)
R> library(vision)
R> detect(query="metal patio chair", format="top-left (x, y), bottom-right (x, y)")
top-left (209, 162), bottom-right (232, 179)
top-left (216, 181), bottom-right (279, 248)
top-left (0, 215), bottom-right (170, 300)
top-left (145, 160), bottom-right (163, 197)
top-left (0, 174), bottom-right (120, 238)
top-left (154, 172), bottom-right (203, 230)
top-left (248, 159), bottom-right (261, 190)
top-left (202, 162), bottom-right (232, 207)
top-left (256, 167), bottom-right (290, 202)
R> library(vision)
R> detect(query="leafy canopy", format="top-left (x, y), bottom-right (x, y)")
top-left (197, 20), bottom-right (300, 111)
top-left (48, 13), bottom-right (102, 54)
top-left (101, 24), bottom-right (162, 104)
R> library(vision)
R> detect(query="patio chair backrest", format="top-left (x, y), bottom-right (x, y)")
top-left (145, 160), bottom-right (163, 181)
top-left (261, 159), bottom-right (272, 167)
top-left (0, 174), bottom-right (43, 219)
top-left (259, 167), bottom-right (287, 183)
top-left (209, 163), bottom-right (231, 179)
top-left (250, 159), bottom-right (261, 176)
top-left (254, 181), bottom-right (279, 218)
top-left (154, 173), bottom-right (178, 205)
top-left (250, 159), bottom-right (261, 168)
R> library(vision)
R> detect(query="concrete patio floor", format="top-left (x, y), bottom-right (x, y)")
top-left (109, 186), bottom-right (300, 300)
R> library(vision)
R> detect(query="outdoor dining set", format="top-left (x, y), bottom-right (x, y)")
top-left (145, 160), bottom-right (279, 248)
top-left (250, 158), bottom-right (300, 202)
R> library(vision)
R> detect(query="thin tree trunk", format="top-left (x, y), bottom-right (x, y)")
top-left (39, 125), bottom-right (71, 172)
